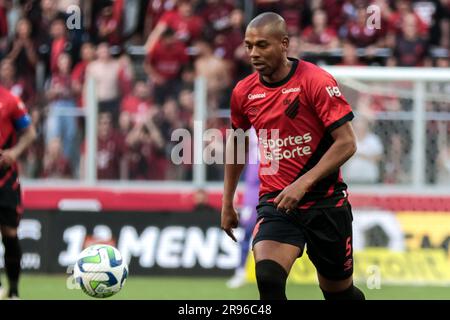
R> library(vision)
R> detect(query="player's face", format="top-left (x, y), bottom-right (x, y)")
top-left (244, 26), bottom-right (288, 77)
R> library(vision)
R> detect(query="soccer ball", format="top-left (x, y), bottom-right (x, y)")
top-left (73, 244), bottom-right (128, 298)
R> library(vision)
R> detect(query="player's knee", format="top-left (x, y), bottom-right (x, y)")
top-left (321, 283), bottom-right (365, 300)
top-left (255, 259), bottom-right (288, 300)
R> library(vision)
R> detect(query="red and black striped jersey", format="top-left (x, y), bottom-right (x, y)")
top-left (0, 85), bottom-right (31, 208)
top-left (231, 58), bottom-right (354, 209)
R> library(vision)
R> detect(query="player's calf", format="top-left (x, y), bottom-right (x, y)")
top-left (255, 259), bottom-right (288, 300)
top-left (2, 234), bottom-right (22, 298)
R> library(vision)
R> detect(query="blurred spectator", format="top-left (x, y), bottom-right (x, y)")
top-left (178, 88), bottom-right (194, 129)
top-left (280, 0), bottom-right (309, 36)
top-left (201, 0), bottom-right (235, 38)
top-left (343, 116), bottom-right (383, 184)
top-left (385, 0), bottom-right (429, 39)
top-left (30, 0), bottom-right (65, 45)
top-left (388, 13), bottom-right (431, 66)
top-left (44, 52), bottom-right (79, 175)
top-left (38, 17), bottom-right (76, 81)
top-left (192, 188), bottom-right (216, 213)
top-left (157, 97), bottom-right (191, 180)
top-left (338, 41), bottom-right (366, 66)
top-left (120, 80), bottom-right (153, 124)
top-left (41, 137), bottom-right (72, 178)
top-left (180, 63), bottom-right (196, 90)
top-left (194, 38), bottom-right (232, 110)
top-left (85, 42), bottom-right (121, 120)
top-left (341, 6), bottom-right (385, 48)
top-left (144, 0), bottom-right (204, 52)
top-left (144, 0), bottom-right (177, 38)
top-left (117, 52), bottom-right (134, 97)
top-left (0, 57), bottom-right (35, 105)
top-left (7, 18), bottom-right (38, 87)
top-left (124, 109), bottom-right (166, 180)
top-left (300, 9), bottom-right (339, 53)
top-left (213, 8), bottom-right (245, 81)
top-left (71, 41), bottom-right (96, 107)
top-left (310, 0), bottom-right (345, 30)
top-left (144, 28), bottom-right (189, 105)
top-left (96, 111), bottom-right (126, 180)
top-left (95, 1), bottom-right (123, 45)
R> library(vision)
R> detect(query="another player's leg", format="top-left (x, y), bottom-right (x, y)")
top-left (253, 240), bottom-right (300, 300)
top-left (1, 225), bottom-right (22, 299)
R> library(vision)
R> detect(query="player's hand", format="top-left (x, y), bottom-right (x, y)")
top-left (0, 149), bottom-right (18, 168)
top-left (273, 180), bottom-right (308, 213)
top-left (221, 205), bottom-right (239, 242)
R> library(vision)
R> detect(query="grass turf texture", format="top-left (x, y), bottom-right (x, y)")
top-left (9, 274), bottom-right (450, 300)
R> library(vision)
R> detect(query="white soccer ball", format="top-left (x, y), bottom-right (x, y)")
top-left (73, 244), bottom-right (128, 298)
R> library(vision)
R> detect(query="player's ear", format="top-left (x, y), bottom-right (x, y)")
top-left (281, 36), bottom-right (289, 53)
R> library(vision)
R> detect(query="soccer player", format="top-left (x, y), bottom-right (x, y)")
top-left (0, 85), bottom-right (36, 299)
top-left (221, 12), bottom-right (365, 300)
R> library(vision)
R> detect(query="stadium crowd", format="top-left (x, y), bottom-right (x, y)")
top-left (0, 0), bottom-right (448, 183)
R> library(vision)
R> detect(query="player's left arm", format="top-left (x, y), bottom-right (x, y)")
top-left (0, 100), bottom-right (37, 168)
top-left (274, 123), bottom-right (356, 212)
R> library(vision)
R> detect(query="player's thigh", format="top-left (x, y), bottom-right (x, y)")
top-left (253, 240), bottom-right (301, 273)
top-left (302, 204), bottom-right (354, 283)
top-left (252, 203), bottom-right (305, 272)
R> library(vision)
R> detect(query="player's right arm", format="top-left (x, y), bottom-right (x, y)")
top-left (222, 132), bottom-right (249, 242)
top-left (221, 86), bottom-right (251, 242)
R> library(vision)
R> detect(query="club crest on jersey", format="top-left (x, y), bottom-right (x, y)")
top-left (325, 86), bottom-right (342, 97)
top-left (284, 96), bottom-right (300, 119)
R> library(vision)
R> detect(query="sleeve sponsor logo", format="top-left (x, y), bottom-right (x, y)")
top-left (325, 86), bottom-right (342, 97)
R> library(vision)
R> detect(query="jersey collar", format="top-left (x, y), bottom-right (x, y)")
top-left (259, 57), bottom-right (299, 88)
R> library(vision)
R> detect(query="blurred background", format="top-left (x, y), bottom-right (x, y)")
top-left (0, 0), bottom-right (449, 299)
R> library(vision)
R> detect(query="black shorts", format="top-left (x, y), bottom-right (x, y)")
top-left (0, 206), bottom-right (22, 228)
top-left (252, 202), bottom-right (354, 281)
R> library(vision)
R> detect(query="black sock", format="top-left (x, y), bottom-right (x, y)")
top-left (321, 283), bottom-right (366, 300)
top-left (255, 260), bottom-right (288, 300)
top-left (2, 236), bottom-right (22, 297)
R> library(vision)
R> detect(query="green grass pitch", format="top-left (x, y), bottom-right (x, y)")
top-left (11, 274), bottom-right (450, 300)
